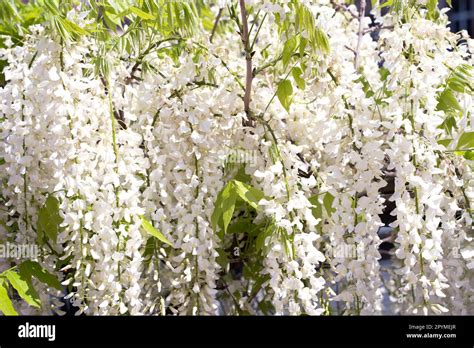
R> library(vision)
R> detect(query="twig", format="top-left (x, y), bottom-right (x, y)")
top-left (210, 8), bottom-right (223, 43)
top-left (363, 24), bottom-right (394, 35)
top-left (330, 0), bottom-right (358, 19)
top-left (344, 45), bottom-right (357, 55)
top-left (249, 12), bottom-right (267, 52)
top-left (253, 54), bottom-right (282, 76)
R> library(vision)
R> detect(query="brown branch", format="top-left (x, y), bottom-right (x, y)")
top-left (239, 0), bottom-right (255, 127)
top-left (363, 24), bottom-right (394, 35)
top-left (344, 45), bottom-right (357, 55)
top-left (330, 0), bottom-right (358, 19)
top-left (210, 8), bottom-right (223, 43)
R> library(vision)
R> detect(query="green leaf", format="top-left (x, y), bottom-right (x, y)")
top-left (463, 150), bottom-right (474, 160)
top-left (277, 79), bottom-right (293, 112)
top-left (140, 217), bottom-right (173, 246)
top-left (282, 36), bottom-right (297, 68)
top-left (437, 89), bottom-right (461, 113)
top-left (456, 132), bottom-right (474, 150)
top-left (142, 236), bottom-right (156, 268)
top-left (426, 0), bottom-right (438, 16)
top-left (233, 165), bottom-right (251, 183)
top-left (60, 18), bottom-right (89, 36)
top-left (221, 187), bottom-right (236, 235)
top-left (211, 182), bottom-right (235, 235)
top-left (5, 270), bottom-right (41, 308)
top-left (379, 67), bottom-right (390, 81)
top-left (0, 279), bottom-right (17, 315)
top-left (292, 2), bottom-right (329, 54)
top-left (299, 37), bottom-right (307, 58)
top-left (232, 180), bottom-right (264, 211)
top-left (312, 27), bottom-right (330, 54)
top-left (212, 180), bottom-right (265, 238)
top-left (37, 195), bottom-right (63, 244)
top-left (211, 190), bottom-right (223, 232)
top-left (227, 217), bottom-right (253, 234)
top-left (292, 67), bottom-right (305, 90)
top-left (42, 1), bottom-right (60, 16)
top-left (129, 7), bottom-right (156, 20)
top-left (216, 247), bottom-right (229, 269)
top-left (437, 139), bottom-right (452, 148)
top-left (19, 261), bottom-right (62, 291)
top-left (280, 227), bottom-right (294, 259)
top-left (439, 116), bottom-right (456, 135)
top-left (448, 64), bottom-right (473, 94)
top-left (323, 192), bottom-right (335, 216)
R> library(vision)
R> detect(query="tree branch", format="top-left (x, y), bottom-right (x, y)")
top-left (210, 8), bottom-right (223, 43)
top-left (362, 24), bottom-right (394, 35)
top-left (330, 0), bottom-right (358, 19)
top-left (253, 54), bottom-right (282, 77)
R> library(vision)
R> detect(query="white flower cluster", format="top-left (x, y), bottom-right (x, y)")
top-left (0, 1), bottom-right (472, 316)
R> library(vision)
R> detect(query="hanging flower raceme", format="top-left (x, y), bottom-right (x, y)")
top-left (0, 0), bottom-right (472, 316)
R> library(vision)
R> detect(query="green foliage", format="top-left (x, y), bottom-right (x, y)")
top-left (5, 270), bottom-right (41, 308)
top-left (277, 79), bottom-right (293, 112)
top-left (282, 36), bottom-right (298, 69)
top-left (140, 216), bottom-right (173, 246)
top-left (0, 0), bottom-right (200, 82)
top-left (232, 180), bottom-right (265, 210)
top-left (434, 64), bottom-right (474, 159)
top-left (323, 192), bottom-right (335, 215)
top-left (455, 132), bottom-right (474, 160)
top-left (19, 261), bottom-right (62, 291)
top-left (456, 132), bottom-right (474, 150)
top-left (268, 0), bottom-right (329, 86)
top-left (0, 1), bottom-right (42, 45)
top-left (437, 138), bottom-right (452, 148)
top-left (437, 65), bottom-right (474, 114)
top-left (127, 6), bottom-right (156, 20)
top-left (291, 67), bottom-right (305, 90)
top-left (437, 89), bottom-right (461, 113)
top-left (0, 279), bottom-right (17, 316)
top-left (142, 236), bottom-right (157, 269)
top-left (446, 65), bottom-right (474, 94)
top-left (0, 259), bottom-right (63, 315)
top-left (211, 180), bottom-right (265, 238)
top-left (37, 195), bottom-right (63, 245)
top-left (373, 0), bottom-right (440, 22)
top-left (290, 1), bottom-right (330, 54)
